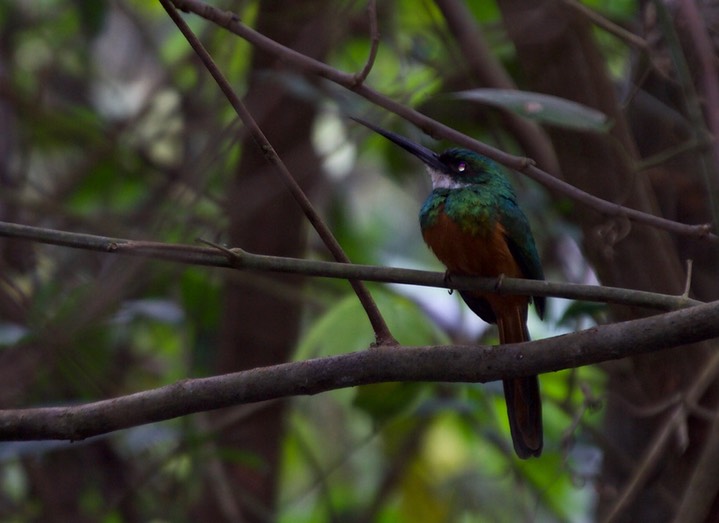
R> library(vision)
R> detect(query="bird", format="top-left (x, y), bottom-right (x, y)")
top-left (354, 117), bottom-right (545, 458)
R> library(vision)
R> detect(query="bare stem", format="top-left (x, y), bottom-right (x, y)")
top-left (0, 220), bottom-right (702, 311)
top-left (159, 0), bottom-right (397, 345)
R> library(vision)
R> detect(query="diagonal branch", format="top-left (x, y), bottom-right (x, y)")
top-left (160, 0), bottom-right (397, 345)
top-left (2, 298), bottom-right (719, 441)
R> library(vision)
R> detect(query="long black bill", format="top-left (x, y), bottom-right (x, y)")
top-left (351, 116), bottom-right (446, 171)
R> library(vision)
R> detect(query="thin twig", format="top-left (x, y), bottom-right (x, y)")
top-left (159, 0), bottom-right (397, 345)
top-left (561, 0), bottom-right (649, 50)
top-left (0, 220), bottom-right (702, 310)
top-left (682, 259), bottom-right (693, 298)
top-left (352, 0), bottom-right (379, 86)
top-left (609, 391), bottom-right (682, 418)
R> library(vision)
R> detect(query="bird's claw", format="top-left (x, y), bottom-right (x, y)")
top-left (444, 270), bottom-right (454, 295)
top-left (495, 273), bottom-right (506, 292)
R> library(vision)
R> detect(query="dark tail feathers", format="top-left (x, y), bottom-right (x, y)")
top-left (503, 376), bottom-right (543, 458)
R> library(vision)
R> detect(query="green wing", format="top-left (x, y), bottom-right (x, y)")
top-left (499, 196), bottom-right (546, 319)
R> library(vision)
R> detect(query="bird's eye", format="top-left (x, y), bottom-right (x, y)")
top-left (457, 161), bottom-right (467, 173)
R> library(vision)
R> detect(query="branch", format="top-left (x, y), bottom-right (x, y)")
top-left (561, 0), bottom-right (649, 50)
top-left (2, 299), bottom-right (719, 441)
top-left (351, 0), bottom-right (379, 86)
top-left (0, 220), bottom-right (701, 310)
top-left (160, 0), bottom-right (397, 345)
top-left (169, 0), bottom-right (717, 243)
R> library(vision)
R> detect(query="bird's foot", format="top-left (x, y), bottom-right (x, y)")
top-left (494, 273), bottom-right (506, 293)
top-left (443, 270), bottom-right (454, 295)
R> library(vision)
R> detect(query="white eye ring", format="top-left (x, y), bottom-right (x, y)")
top-left (457, 162), bottom-right (467, 172)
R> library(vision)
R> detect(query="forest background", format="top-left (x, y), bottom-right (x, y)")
top-left (0, 1), bottom-right (718, 522)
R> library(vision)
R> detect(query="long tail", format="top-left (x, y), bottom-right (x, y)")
top-left (497, 307), bottom-right (543, 459)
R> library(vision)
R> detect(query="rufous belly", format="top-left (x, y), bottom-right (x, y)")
top-left (422, 210), bottom-right (529, 316)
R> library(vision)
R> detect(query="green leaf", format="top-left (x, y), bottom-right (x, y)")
top-left (453, 89), bottom-right (612, 132)
top-left (295, 287), bottom-right (450, 359)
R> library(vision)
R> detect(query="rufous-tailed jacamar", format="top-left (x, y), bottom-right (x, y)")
top-left (356, 118), bottom-right (545, 458)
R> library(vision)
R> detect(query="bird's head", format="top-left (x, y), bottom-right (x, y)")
top-left (352, 117), bottom-right (501, 189)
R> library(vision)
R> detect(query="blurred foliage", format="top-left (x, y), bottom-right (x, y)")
top-left (0, 0), bottom-right (638, 521)
top-left (453, 89), bottom-right (613, 131)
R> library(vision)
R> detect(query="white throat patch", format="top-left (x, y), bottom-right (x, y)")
top-left (427, 167), bottom-right (471, 189)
